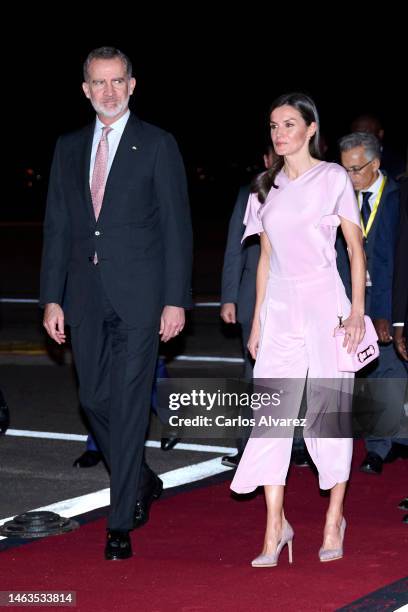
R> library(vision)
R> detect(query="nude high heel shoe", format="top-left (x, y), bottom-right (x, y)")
top-left (319, 517), bottom-right (346, 562)
top-left (251, 519), bottom-right (294, 567)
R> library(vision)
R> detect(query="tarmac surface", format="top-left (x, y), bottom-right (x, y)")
top-left (0, 222), bottom-right (246, 526)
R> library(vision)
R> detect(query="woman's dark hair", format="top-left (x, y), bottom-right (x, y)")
top-left (252, 92), bottom-right (321, 203)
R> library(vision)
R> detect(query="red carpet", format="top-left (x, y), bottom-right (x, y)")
top-left (1, 442), bottom-right (407, 612)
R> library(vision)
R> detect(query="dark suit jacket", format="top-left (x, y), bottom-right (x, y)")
top-left (392, 177), bottom-right (408, 329)
top-left (336, 173), bottom-right (400, 324)
top-left (40, 114), bottom-right (193, 327)
top-left (220, 185), bottom-right (260, 326)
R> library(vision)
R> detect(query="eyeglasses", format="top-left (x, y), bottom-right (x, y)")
top-left (344, 159), bottom-right (373, 174)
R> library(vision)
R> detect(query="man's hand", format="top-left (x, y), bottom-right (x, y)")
top-left (394, 326), bottom-right (408, 361)
top-left (373, 318), bottom-right (393, 344)
top-left (159, 306), bottom-right (185, 342)
top-left (220, 303), bottom-right (236, 324)
top-left (43, 303), bottom-right (66, 345)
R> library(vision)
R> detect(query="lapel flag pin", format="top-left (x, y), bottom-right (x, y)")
top-left (132, 146), bottom-right (138, 150)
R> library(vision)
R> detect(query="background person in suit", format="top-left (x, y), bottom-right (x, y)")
top-left (0, 389), bottom-right (9, 435)
top-left (73, 431), bottom-right (102, 468)
top-left (220, 146), bottom-right (311, 469)
top-left (392, 175), bottom-right (408, 523)
top-left (337, 132), bottom-right (407, 475)
top-left (219, 147), bottom-right (273, 468)
top-left (350, 113), bottom-right (406, 180)
top-left (220, 146), bottom-right (275, 378)
top-left (40, 47), bottom-right (193, 560)
top-left (392, 176), bottom-right (408, 361)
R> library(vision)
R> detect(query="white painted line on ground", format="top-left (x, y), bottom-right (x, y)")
top-left (160, 457), bottom-right (231, 488)
top-left (6, 429), bottom-right (236, 455)
top-left (194, 302), bottom-right (220, 307)
top-left (0, 458), bottom-right (232, 539)
top-left (145, 440), bottom-right (236, 454)
top-left (0, 298), bottom-right (39, 304)
top-left (6, 429), bottom-right (88, 442)
top-left (174, 355), bottom-right (244, 363)
top-left (0, 488), bottom-right (111, 537)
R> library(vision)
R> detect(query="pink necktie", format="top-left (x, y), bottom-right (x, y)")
top-left (91, 126), bottom-right (112, 221)
top-left (91, 126), bottom-right (112, 264)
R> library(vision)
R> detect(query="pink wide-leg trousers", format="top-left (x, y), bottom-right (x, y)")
top-left (231, 268), bottom-right (354, 493)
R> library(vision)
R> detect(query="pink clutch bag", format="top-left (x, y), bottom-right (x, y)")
top-left (335, 315), bottom-right (379, 372)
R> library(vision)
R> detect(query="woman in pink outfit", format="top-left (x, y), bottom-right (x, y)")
top-left (230, 93), bottom-right (366, 566)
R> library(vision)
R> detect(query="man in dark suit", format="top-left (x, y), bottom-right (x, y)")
top-left (220, 147), bottom-right (310, 469)
top-left (351, 114), bottom-right (406, 179)
top-left (221, 148), bottom-right (277, 373)
top-left (40, 47), bottom-right (193, 559)
top-left (220, 186), bottom-right (258, 378)
top-left (219, 149), bottom-right (270, 468)
top-left (392, 177), bottom-right (408, 361)
top-left (0, 389), bottom-right (9, 435)
top-left (337, 132), bottom-right (407, 475)
top-left (392, 176), bottom-right (408, 523)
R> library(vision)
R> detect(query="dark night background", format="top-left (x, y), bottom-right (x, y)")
top-left (3, 16), bottom-right (407, 297)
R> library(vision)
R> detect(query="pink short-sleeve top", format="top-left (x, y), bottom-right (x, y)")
top-left (242, 161), bottom-right (361, 278)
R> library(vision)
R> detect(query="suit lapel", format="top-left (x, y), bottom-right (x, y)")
top-left (367, 180), bottom-right (389, 247)
top-left (78, 121), bottom-right (96, 223)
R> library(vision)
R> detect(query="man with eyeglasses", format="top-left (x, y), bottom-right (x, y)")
top-left (336, 132), bottom-right (407, 476)
top-left (350, 114), bottom-right (406, 180)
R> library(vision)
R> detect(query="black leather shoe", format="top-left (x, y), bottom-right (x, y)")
top-left (161, 436), bottom-right (180, 451)
top-left (319, 488), bottom-right (330, 497)
top-left (384, 443), bottom-right (408, 463)
top-left (73, 450), bottom-right (102, 468)
top-left (104, 530), bottom-right (132, 560)
top-left (133, 474), bottom-right (163, 528)
top-left (292, 450), bottom-right (312, 467)
top-left (398, 497), bottom-right (408, 511)
top-left (384, 447), bottom-right (399, 463)
top-left (360, 452), bottom-right (383, 475)
top-left (0, 395), bottom-right (10, 435)
top-left (221, 453), bottom-right (242, 468)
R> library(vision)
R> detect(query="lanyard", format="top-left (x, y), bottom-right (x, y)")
top-left (360, 177), bottom-right (387, 238)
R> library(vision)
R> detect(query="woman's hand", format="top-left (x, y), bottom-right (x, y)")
top-left (338, 313), bottom-right (365, 353)
top-left (247, 323), bottom-right (260, 360)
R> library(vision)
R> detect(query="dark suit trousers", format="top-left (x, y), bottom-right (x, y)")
top-left (70, 265), bottom-right (159, 530)
top-left (362, 343), bottom-right (408, 458)
top-left (235, 321), bottom-right (254, 454)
